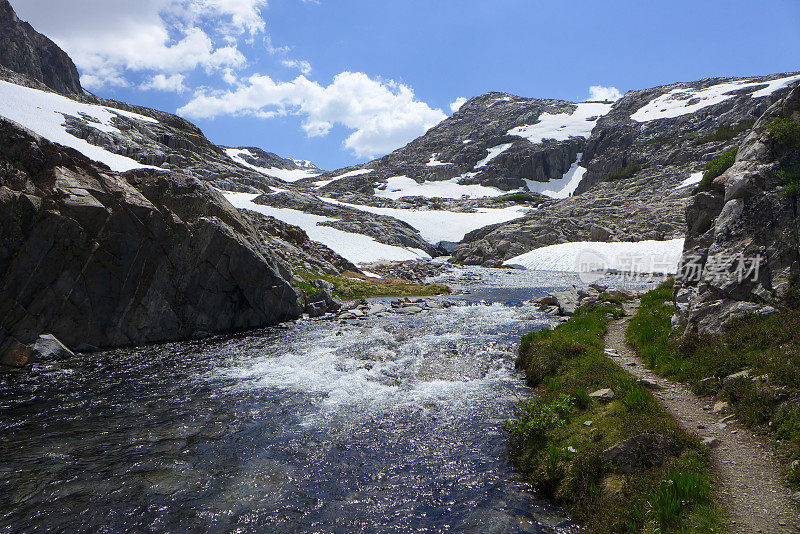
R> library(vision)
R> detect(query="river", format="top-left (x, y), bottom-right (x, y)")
top-left (0, 267), bottom-right (658, 533)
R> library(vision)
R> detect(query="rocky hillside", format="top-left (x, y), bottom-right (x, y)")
top-left (673, 84), bottom-right (800, 334)
top-left (0, 0), bottom-right (81, 94)
top-left (451, 74), bottom-right (800, 265)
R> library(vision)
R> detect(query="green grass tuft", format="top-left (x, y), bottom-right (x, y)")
top-left (698, 148), bottom-right (738, 190)
top-left (606, 162), bottom-right (643, 181)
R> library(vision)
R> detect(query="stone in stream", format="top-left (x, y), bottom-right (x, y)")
top-left (589, 388), bottom-right (615, 401)
top-left (394, 306), bottom-right (424, 315)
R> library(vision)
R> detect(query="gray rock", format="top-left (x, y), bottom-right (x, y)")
top-left (723, 370), bottom-right (752, 388)
top-left (701, 437), bottom-right (721, 448)
top-left (394, 306), bottom-right (424, 315)
top-left (32, 334), bottom-right (74, 361)
top-left (603, 433), bottom-right (681, 474)
top-left (589, 388), bottom-right (615, 400)
top-left (638, 378), bottom-right (663, 390)
top-left (552, 290), bottom-right (580, 316)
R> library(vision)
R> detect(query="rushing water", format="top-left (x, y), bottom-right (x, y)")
top-left (0, 267), bottom-right (658, 533)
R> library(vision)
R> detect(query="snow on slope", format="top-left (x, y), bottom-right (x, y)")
top-left (631, 74), bottom-right (800, 122)
top-left (223, 192), bottom-right (431, 264)
top-left (525, 154), bottom-right (587, 199)
top-left (475, 143), bottom-right (514, 168)
top-left (334, 169), bottom-right (374, 178)
top-left (320, 198), bottom-right (530, 244)
top-left (508, 102), bottom-right (613, 144)
top-left (0, 80), bottom-right (158, 172)
top-left (225, 148), bottom-right (321, 182)
top-left (375, 175), bottom-right (511, 200)
top-left (426, 154), bottom-right (453, 167)
top-left (504, 238), bottom-right (685, 274)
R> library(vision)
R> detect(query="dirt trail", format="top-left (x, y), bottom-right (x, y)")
top-left (605, 303), bottom-right (800, 534)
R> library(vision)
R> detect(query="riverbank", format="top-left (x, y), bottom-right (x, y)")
top-left (509, 298), bottom-right (723, 532)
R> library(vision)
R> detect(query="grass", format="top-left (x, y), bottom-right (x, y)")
top-left (509, 302), bottom-right (723, 532)
top-left (606, 162), bottom-right (643, 182)
top-left (698, 148), bottom-right (737, 190)
top-left (492, 191), bottom-right (540, 203)
top-left (627, 280), bottom-right (800, 490)
top-left (294, 269), bottom-right (451, 300)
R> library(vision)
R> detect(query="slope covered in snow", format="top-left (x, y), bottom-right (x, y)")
top-left (0, 79), bottom-right (158, 172)
top-left (375, 175), bottom-right (512, 200)
top-left (223, 192), bottom-right (431, 264)
top-left (225, 148), bottom-right (322, 182)
top-left (508, 102), bottom-right (612, 144)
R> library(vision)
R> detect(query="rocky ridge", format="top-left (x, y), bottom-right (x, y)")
top-left (672, 84), bottom-right (800, 334)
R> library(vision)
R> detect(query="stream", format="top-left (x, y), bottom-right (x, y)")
top-left (0, 267), bottom-right (658, 533)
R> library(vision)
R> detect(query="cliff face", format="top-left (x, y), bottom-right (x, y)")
top-left (0, 119), bottom-right (302, 352)
top-left (0, 0), bottom-right (82, 94)
top-left (672, 85), bottom-right (800, 334)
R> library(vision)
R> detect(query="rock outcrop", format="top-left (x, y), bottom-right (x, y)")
top-left (0, 119), bottom-right (302, 353)
top-left (672, 85), bottom-right (800, 334)
top-left (0, 0), bottom-right (82, 94)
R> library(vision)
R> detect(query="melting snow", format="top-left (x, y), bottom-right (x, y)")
top-left (320, 198), bottom-right (530, 244)
top-left (0, 80), bottom-right (158, 172)
top-left (631, 74), bottom-right (800, 122)
top-left (225, 148), bottom-right (321, 182)
top-left (476, 143), bottom-right (514, 168)
top-left (223, 192), bottom-right (431, 264)
top-left (375, 175), bottom-right (511, 200)
top-left (508, 102), bottom-right (612, 144)
top-left (504, 238), bottom-right (685, 274)
top-left (525, 154), bottom-right (587, 199)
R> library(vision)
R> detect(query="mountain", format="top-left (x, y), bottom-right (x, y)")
top-left (223, 146), bottom-right (324, 182)
top-left (0, 0), bottom-right (82, 94)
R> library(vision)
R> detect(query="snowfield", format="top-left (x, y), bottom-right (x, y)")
top-left (0, 79), bottom-right (158, 172)
top-left (375, 175), bottom-right (511, 200)
top-left (508, 102), bottom-right (613, 144)
top-left (503, 238), bottom-right (685, 274)
top-left (223, 192), bottom-right (431, 264)
top-left (320, 198), bottom-right (531, 244)
top-left (426, 153), bottom-right (453, 167)
top-left (225, 148), bottom-right (321, 182)
top-left (525, 154), bottom-right (587, 199)
top-left (631, 74), bottom-right (800, 122)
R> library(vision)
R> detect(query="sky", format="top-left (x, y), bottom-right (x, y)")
top-left (9, 0), bottom-right (800, 171)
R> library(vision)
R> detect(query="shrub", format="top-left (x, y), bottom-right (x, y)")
top-left (494, 192), bottom-right (538, 203)
top-left (767, 116), bottom-right (800, 148)
top-left (693, 120), bottom-right (754, 145)
top-left (606, 162), bottom-right (643, 181)
top-left (698, 147), bottom-right (737, 190)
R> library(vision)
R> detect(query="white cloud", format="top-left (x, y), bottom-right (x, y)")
top-left (179, 71), bottom-right (447, 158)
top-left (282, 59), bottom-right (312, 75)
top-left (141, 73), bottom-right (188, 93)
top-left (10, 0), bottom-right (265, 89)
top-left (588, 85), bottom-right (623, 102)
top-left (450, 96), bottom-right (468, 113)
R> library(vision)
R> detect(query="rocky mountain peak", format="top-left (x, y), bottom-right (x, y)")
top-left (0, 0), bottom-right (83, 94)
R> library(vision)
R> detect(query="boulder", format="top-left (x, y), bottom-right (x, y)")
top-left (723, 370), bottom-right (751, 388)
top-left (32, 334), bottom-right (74, 361)
top-left (589, 388), bottom-right (615, 401)
top-left (1, 340), bottom-right (33, 367)
top-left (552, 290), bottom-right (580, 316)
top-left (602, 433), bottom-right (681, 474)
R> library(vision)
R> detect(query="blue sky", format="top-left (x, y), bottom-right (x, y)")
top-left (11, 0), bottom-right (800, 170)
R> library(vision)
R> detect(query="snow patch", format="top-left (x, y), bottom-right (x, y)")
top-left (320, 197), bottom-right (530, 243)
top-left (475, 143), bottom-right (514, 168)
top-left (375, 175), bottom-right (511, 200)
top-left (0, 80), bottom-right (158, 172)
top-left (225, 148), bottom-right (321, 182)
top-left (504, 239), bottom-right (685, 274)
top-left (525, 154), bottom-right (587, 199)
top-left (631, 74), bottom-right (800, 122)
top-left (223, 192), bottom-right (430, 264)
top-left (508, 102), bottom-right (612, 144)
top-left (426, 153), bottom-right (453, 167)
top-left (676, 172), bottom-right (704, 189)
top-left (333, 168), bottom-right (375, 179)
